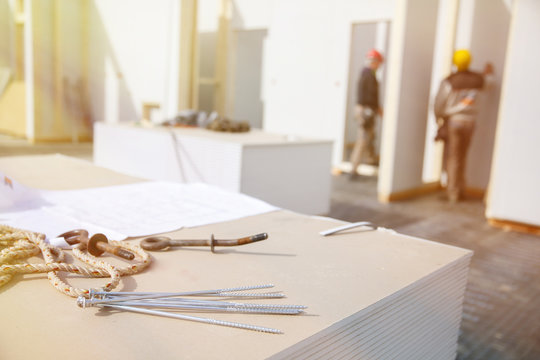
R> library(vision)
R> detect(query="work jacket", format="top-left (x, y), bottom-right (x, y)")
top-left (357, 67), bottom-right (379, 110)
top-left (434, 70), bottom-right (489, 122)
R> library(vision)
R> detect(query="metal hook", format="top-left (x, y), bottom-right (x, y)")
top-left (140, 233), bottom-right (268, 252)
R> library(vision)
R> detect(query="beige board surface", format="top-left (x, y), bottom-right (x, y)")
top-left (0, 155), bottom-right (472, 359)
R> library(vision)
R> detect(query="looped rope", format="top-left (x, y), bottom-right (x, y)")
top-left (0, 225), bottom-right (151, 297)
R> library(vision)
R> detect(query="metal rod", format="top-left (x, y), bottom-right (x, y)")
top-left (99, 304), bottom-right (283, 334)
top-left (319, 221), bottom-right (374, 236)
top-left (140, 233), bottom-right (268, 251)
top-left (90, 284), bottom-right (275, 297)
top-left (98, 301), bottom-right (303, 314)
top-left (89, 284), bottom-right (274, 297)
top-left (99, 297), bottom-right (307, 310)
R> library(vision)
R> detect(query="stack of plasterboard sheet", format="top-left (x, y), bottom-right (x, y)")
top-left (269, 236), bottom-right (471, 360)
top-left (93, 122), bottom-right (333, 214)
top-left (0, 155), bottom-right (473, 360)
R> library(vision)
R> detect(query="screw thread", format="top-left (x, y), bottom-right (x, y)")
top-left (209, 318), bottom-right (282, 334)
top-left (233, 303), bottom-right (307, 310)
top-left (217, 284), bottom-right (274, 293)
top-left (226, 307), bottom-right (303, 315)
top-left (216, 292), bottom-right (284, 298)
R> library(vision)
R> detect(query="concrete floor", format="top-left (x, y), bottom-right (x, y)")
top-left (0, 134), bottom-right (93, 160)
top-left (331, 174), bottom-right (540, 360)
top-left (1, 135), bottom-right (539, 359)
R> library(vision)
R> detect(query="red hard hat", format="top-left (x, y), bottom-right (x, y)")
top-left (366, 49), bottom-right (383, 62)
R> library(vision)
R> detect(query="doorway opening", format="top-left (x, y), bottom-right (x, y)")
top-left (228, 29), bottom-right (267, 129)
top-left (343, 21), bottom-right (390, 177)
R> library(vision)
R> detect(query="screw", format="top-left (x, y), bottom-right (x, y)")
top-left (99, 304), bottom-right (283, 334)
top-left (93, 301), bottom-right (304, 314)
top-left (79, 284), bottom-right (306, 334)
top-left (88, 284), bottom-right (276, 302)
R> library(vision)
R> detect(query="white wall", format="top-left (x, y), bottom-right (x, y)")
top-left (230, 0), bottom-right (273, 29)
top-left (423, 0), bottom-right (511, 190)
top-left (224, 1), bottom-right (273, 126)
top-left (422, 0), bottom-right (459, 183)
top-left (0, 0), bottom-right (15, 70)
top-left (88, 0), bottom-right (181, 123)
top-left (23, 0), bottom-right (91, 140)
top-left (486, 0), bottom-right (540, 226)
top-left (463, 0), bottom-right (510, 190)
top-left (344, 22), bottom-right (389, 159)
top-left (230, 29), bottom-right (267, 128)
top-left (57, 0), bottom-right (87, 139)
top-left (344, 23), bottom-right (378, 147)
top-left (378, 0), bottom-right (439, 198)
top-left (24, 0), bottom-right (33, 140)
top-left (198, 0), bottom-right (221, 32)
top-left (239, 0), bottom-right (396, 165)
top-left (30, 0), bottom-right (55, 137)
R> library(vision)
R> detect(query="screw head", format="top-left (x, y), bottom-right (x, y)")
top-left (76, 296), bottom-right (87, 308)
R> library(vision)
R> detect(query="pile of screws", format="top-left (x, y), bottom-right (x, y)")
top-left (77, 284), bottom-right (306, 334)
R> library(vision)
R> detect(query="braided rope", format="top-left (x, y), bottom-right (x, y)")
top-left (0, 225), bottom-right (151, 297)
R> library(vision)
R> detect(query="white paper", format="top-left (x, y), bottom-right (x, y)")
top-left (0, 173), bottom-right (48, 212)
top-left (2, 208), bottom-right (127, 243)
top-left (0, 176), bottom-right (278, 241)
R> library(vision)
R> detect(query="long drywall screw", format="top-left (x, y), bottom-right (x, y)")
top-left (95, 301), bottom-right (304, 314)
top-left (79, 284), bottom-right (306, 334)
top-left (86, 284), bottom-right (276, 305)
top-left (98, 304), bottom-right (283, 334)
top-left (90, 297), bottom-right (306, 310)
top-left (96, 291), bottom-right (284, 299)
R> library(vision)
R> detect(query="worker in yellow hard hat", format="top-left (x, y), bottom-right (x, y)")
top-left (433, 49), bottom-right (494, 202)
top-left (453, 49), bottom-right (472, 72)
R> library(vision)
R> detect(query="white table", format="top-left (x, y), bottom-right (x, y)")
top-left (94, 122), bottom-right (333, 215)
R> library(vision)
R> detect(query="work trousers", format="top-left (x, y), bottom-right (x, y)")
top-left (446, 119), bottom-right (475, 201)
top-left (350, 107), bottom-right (376, 174)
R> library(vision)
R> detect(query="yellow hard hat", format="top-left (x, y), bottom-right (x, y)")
top-left (453, 49), bottom-right (471, 71)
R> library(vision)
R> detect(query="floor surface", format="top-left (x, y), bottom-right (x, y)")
top-left (331, 174), bottom-right (540, 360)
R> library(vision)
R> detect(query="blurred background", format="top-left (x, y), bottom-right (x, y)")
top-left (0, 0), bottom-right (537, 229)
top-left (0, 1), bottom-right (539, 358)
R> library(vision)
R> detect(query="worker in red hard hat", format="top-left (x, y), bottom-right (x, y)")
top-left (349, 49), bottom-right (384, 179)
top-left (366, 49), bottom-right (384, 63)
top-left (434, 49), bottom-right (494, 202)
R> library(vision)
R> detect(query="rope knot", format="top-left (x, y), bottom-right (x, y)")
top-left (0, 224), bottom-right (150, 297)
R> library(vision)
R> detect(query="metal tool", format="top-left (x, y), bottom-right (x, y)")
top-left (89, 283), bottom-right (276, 298)
top-left (95, 304), bottom-right (284, 334)
top-left (58, 229), bottom-right (135, 260)
top-left (84, 284), bottom-right (279, 305)
top-left (78, 284), bottom-right (306, 334)
top-left (140, 232), bottom-right (268, 252)
top-left (319, 221), bottom-right (374, 236)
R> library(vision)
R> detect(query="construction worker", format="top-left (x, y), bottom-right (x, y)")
top-left (349, 49), bottom-right (384, 179)
top-left (434, 49), bottom-right (494, 202)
